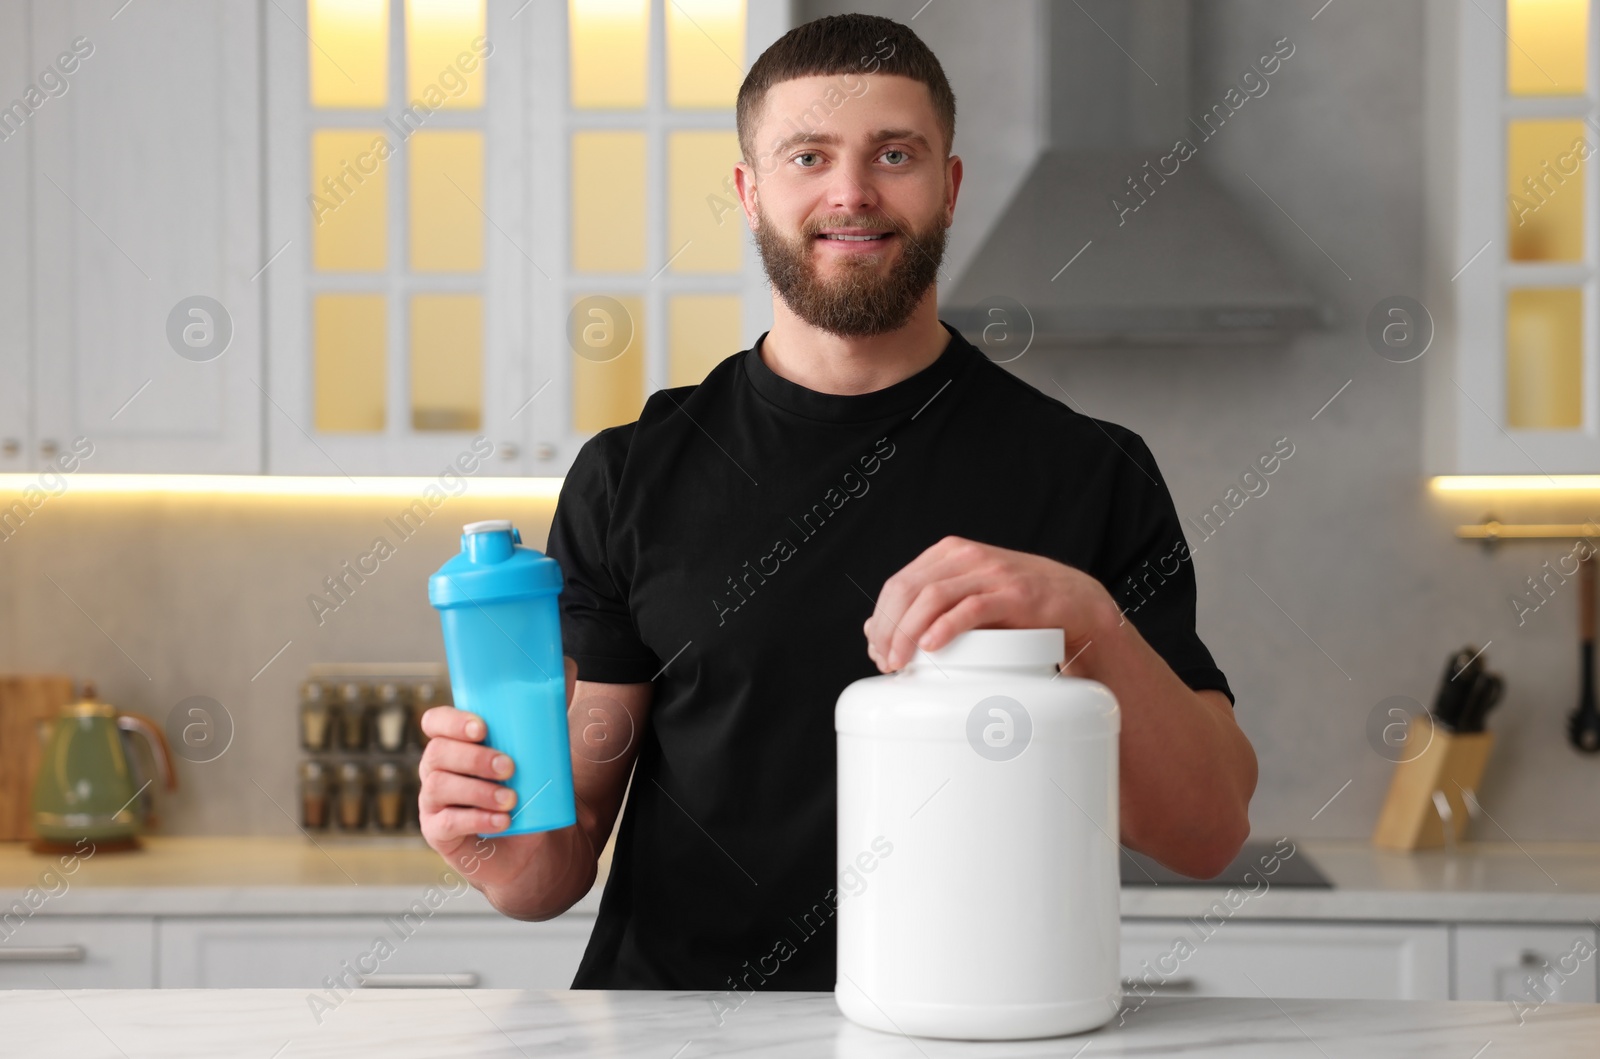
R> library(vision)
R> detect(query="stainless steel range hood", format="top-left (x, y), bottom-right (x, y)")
top-left (942, 0), bottom-right (1326, 345)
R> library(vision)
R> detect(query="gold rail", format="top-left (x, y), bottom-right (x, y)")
top-left (1456, 520), bottom-right (1600, 542)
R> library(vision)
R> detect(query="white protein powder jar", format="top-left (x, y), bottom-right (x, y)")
top-left (834, 627), bottom-right (1121, 1040)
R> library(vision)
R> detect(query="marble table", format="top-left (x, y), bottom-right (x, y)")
top-left (2, 988), bottom-right (1595, 1058)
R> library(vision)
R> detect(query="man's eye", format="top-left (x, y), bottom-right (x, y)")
top-left (882, 150), bottom-right (908, 164)
top-left (794, 152), bottom-right (820, 168)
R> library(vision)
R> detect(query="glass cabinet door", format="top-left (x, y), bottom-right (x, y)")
top-left (1500, 0), bottom-right (1594, 439)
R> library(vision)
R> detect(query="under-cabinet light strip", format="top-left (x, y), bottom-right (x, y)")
top-left (0, 475), bottom-right (564, 499)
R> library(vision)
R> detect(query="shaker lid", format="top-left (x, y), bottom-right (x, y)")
top-left (428, 519), bottom-right (563, 608)
top-left (464, 519), bottom-right (513, 534)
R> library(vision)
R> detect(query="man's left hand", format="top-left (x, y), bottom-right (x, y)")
top-left (862, 535), bottom-right (1116, 673)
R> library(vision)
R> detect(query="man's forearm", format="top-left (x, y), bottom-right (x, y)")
top-left (1069, 597), bottom-right (1257, 878)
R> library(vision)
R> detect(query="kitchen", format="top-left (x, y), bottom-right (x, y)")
top-left (2, 0), bottom-right (1599, 1054)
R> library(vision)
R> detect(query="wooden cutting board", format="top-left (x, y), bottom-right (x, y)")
top-left (0, 675), bottom-right (77, 841)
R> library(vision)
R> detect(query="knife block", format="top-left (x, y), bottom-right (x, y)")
top-left (1372, 716), bottom-right (1495, 851)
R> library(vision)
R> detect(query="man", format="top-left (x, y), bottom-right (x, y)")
top-left (419, 12), bottom-right (1256, 992)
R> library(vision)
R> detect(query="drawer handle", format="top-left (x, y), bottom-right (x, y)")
top-left (358, 972), bottom-right (479, 989)
top-left (0, 945), bottom-right (87, 963)
top-left (1121, 976), bottom-right (1195, 991)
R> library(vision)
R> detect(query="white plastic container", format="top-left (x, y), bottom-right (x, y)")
top-left (834, 628), bottom-right (1121, 1040)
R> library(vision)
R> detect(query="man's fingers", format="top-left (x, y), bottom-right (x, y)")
top-left (868, 546), bottom-right (994, 665)
top-left (422, 806), bottom-right (510, 844)
top-left (889, 573), bottom-right (998, 666)
top-left (419, 736), bottom-right (515, 784)
top-left (420, 769), bottom-right (517, 815)
top-left (564, 656), bottom-right (577, 709)
top-left (420, 705), bottom-right (485, 742)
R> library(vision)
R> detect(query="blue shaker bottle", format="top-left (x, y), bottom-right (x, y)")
top-left (428, 519), bottom-right (576, 837)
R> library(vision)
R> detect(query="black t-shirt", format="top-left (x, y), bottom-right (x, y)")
top-left (544, 319), bottom-right (1232, 992)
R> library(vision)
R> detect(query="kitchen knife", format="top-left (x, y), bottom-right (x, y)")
top-left (1458, 670), bottom-right (1503, 734)
top-left (1432, 646), bottom-right (1484, 731)
top-left (1570, 555), bottom-right (1600, 753)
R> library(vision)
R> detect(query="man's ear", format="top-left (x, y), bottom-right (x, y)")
top-left (944, 153), bottom-right (963, 227)
top-left (734, 162), bottom-right (760, 231)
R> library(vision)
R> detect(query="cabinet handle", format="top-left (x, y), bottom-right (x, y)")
top-left (358, 972), bottom-right (479, 988)
top-left (1121, 976), bottom-right (1195, 991)
top-left (0, 945), bottom-right (87, 963)
top-left (38, 439), bottom-right (59, 459)
top-left (1519, 950), bottom-right (1548, 967)
top-left (1, 438), bottom-right (18, 458)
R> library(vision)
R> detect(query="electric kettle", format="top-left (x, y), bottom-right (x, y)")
top-left (30, 680), bottom-right (177, 852)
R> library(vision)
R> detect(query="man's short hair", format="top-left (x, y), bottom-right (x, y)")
top-left (735, 13), bottom-right (957, 169)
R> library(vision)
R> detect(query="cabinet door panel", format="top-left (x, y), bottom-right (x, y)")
top-left (1455, 924), bottom-right (1598, 1004)
top-left (0, 1), bottom-right (29, 474)
top-left (30, 0), bottom-right (261, 473)
top-left (264, 0), bottom-right (527, 477)
top-left (1121, 920), bottom-right (1450, 1001)
top-left (157, 914), bottom-right (594, 989)
top-left (0, 917), bottom-right (154, 988)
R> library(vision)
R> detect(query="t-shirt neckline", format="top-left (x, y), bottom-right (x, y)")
top-left (742, 320), bottom-right (979, 424)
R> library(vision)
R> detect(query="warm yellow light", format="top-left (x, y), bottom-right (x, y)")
top-left (309, 0), bottom-right (390, 108)
top-left (1432, 476), bottom-right (1600, 493)
top-left (1508, 0), bottom-right (1588, 96)
top-left (666, 0), bottom-right (745, 109)
top-left (406, 0), bottom-right (486, 108)
top-left (0, 475), bottom-right (563, 499)
top-left (570, 0), bottom-right (649, 109)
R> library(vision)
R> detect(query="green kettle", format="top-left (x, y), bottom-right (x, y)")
top-left (30, 680), bottom-right (177, 852)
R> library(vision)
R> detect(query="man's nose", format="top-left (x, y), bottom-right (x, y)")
top-left (823, 155), bottom-right (880, 213)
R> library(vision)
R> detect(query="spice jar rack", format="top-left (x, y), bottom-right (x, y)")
top-left (297, 663), bottom-right (449, 837)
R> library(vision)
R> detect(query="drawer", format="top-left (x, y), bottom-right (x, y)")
top-left (1121, 920), bottom-right (1450, 1001)
top-left (157, 914), bottom-right (595, 988)
top-left (1454, 924), bottom-right (1598, 1004)
top-left (0, 917), bottom-right (155, 988)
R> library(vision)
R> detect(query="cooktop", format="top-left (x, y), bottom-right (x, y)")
top-left (1120, 839), bottom-right (1333, 888)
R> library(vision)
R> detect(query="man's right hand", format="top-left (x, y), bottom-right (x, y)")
top-left (416, 659), bottom-right (653, 922)
top-left (418, 658), bottom-right (586, 911)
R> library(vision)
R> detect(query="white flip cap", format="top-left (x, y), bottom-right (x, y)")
top-left (463, 519), bottom-right (514, 534)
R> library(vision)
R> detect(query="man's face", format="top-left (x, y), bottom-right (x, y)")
top-left (739, 74), bottom-right (959, 338)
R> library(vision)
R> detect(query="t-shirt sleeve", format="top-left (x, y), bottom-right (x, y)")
top-left (1096, 430), bottom-right (1235, 707)
top-left (543, 429), bottom-right (662, 685)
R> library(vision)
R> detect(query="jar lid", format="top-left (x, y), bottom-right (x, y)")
top-left (911, 628), bottom-right (1064, 668)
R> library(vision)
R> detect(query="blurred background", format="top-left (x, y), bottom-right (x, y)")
top-left (0, 0), bottom-right (1597, 851)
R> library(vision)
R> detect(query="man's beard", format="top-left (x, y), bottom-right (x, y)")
top-left (753, 204), bottom-right (947, 338)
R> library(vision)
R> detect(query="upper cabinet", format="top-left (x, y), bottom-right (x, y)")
top-left (2, 0), bottom-right (788, 478)
top-left (265, 0), bottom-right (530, 476)
top-left (1426, 0), bottom-right (1600, 474)
top-left (264, 0), bottom-right (789, 478)
top-left (23, 0), bottom-right (263, 474)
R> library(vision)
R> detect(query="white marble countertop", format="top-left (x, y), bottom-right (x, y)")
top-left (2, 988), bottom-right (1594, 1057)
top-left (3, 836), bottom-right (1599, 923)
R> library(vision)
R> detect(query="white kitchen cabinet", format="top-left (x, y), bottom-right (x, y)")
top-left (262, 0), bottom-right (534, 477)
top-left (1455, 924), bottom-right (1599, 1005)
top-left (0, 917), bottom-right (155, 989)
top-left (0, 1), bottom-right (31, 475)
top-left (1120, 920), bottom-right (1451, 1001)
top-left (1423, 0), bottom-right (1600, 474)
top-left (27, 0), bottom-right (263, 474)
top-left (156, 913), bottom-right (595, 989)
